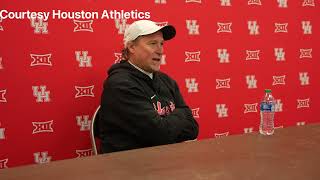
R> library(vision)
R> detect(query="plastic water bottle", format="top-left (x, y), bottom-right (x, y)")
top-left (259, 89), bottom-right (275, 135)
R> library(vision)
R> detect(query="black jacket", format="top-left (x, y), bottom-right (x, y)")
top-left (99, 60), bottom-right (199, 153)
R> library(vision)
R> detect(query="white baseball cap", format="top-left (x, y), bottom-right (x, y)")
top-left (123, 20), bottom-right (176, 47)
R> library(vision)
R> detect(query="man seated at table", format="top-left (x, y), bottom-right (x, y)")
top-left (98, 20), bottom-right (199, 153)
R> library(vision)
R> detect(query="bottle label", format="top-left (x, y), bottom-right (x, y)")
top-left (260, 102), bottom-right (274, 111)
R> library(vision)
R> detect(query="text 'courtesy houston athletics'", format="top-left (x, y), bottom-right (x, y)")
top-left (0, 10), bottom-right (151, 21)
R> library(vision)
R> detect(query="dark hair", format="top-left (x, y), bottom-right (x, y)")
top-left (121, 48), bottom-right (129, 61)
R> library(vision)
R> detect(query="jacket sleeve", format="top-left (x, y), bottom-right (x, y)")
top-left (101, 78), bottom-right (196, 146)
top-left (171, 80), bottom-right (199, 142)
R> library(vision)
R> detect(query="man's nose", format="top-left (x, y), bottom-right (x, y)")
top-left (155, 44), bottom-right (163, 55)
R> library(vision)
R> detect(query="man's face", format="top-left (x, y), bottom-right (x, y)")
top-left (128, 31), bottom-right (164, 73)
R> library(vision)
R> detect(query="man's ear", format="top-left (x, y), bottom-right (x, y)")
top-left (127, 41), bottom-right (136, 54)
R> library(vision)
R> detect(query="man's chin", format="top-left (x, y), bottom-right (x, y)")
top-left (151, 66), bottom-right (161, 72)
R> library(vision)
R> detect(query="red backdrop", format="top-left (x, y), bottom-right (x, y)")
top-left (0, 0), bottom-right (319, 168)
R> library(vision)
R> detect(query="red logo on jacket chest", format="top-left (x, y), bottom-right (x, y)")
top-left (153, 101), bottom-right (175, 116)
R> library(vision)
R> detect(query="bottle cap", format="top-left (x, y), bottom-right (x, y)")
top-left (265, 89), bottom-right (272, 93)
